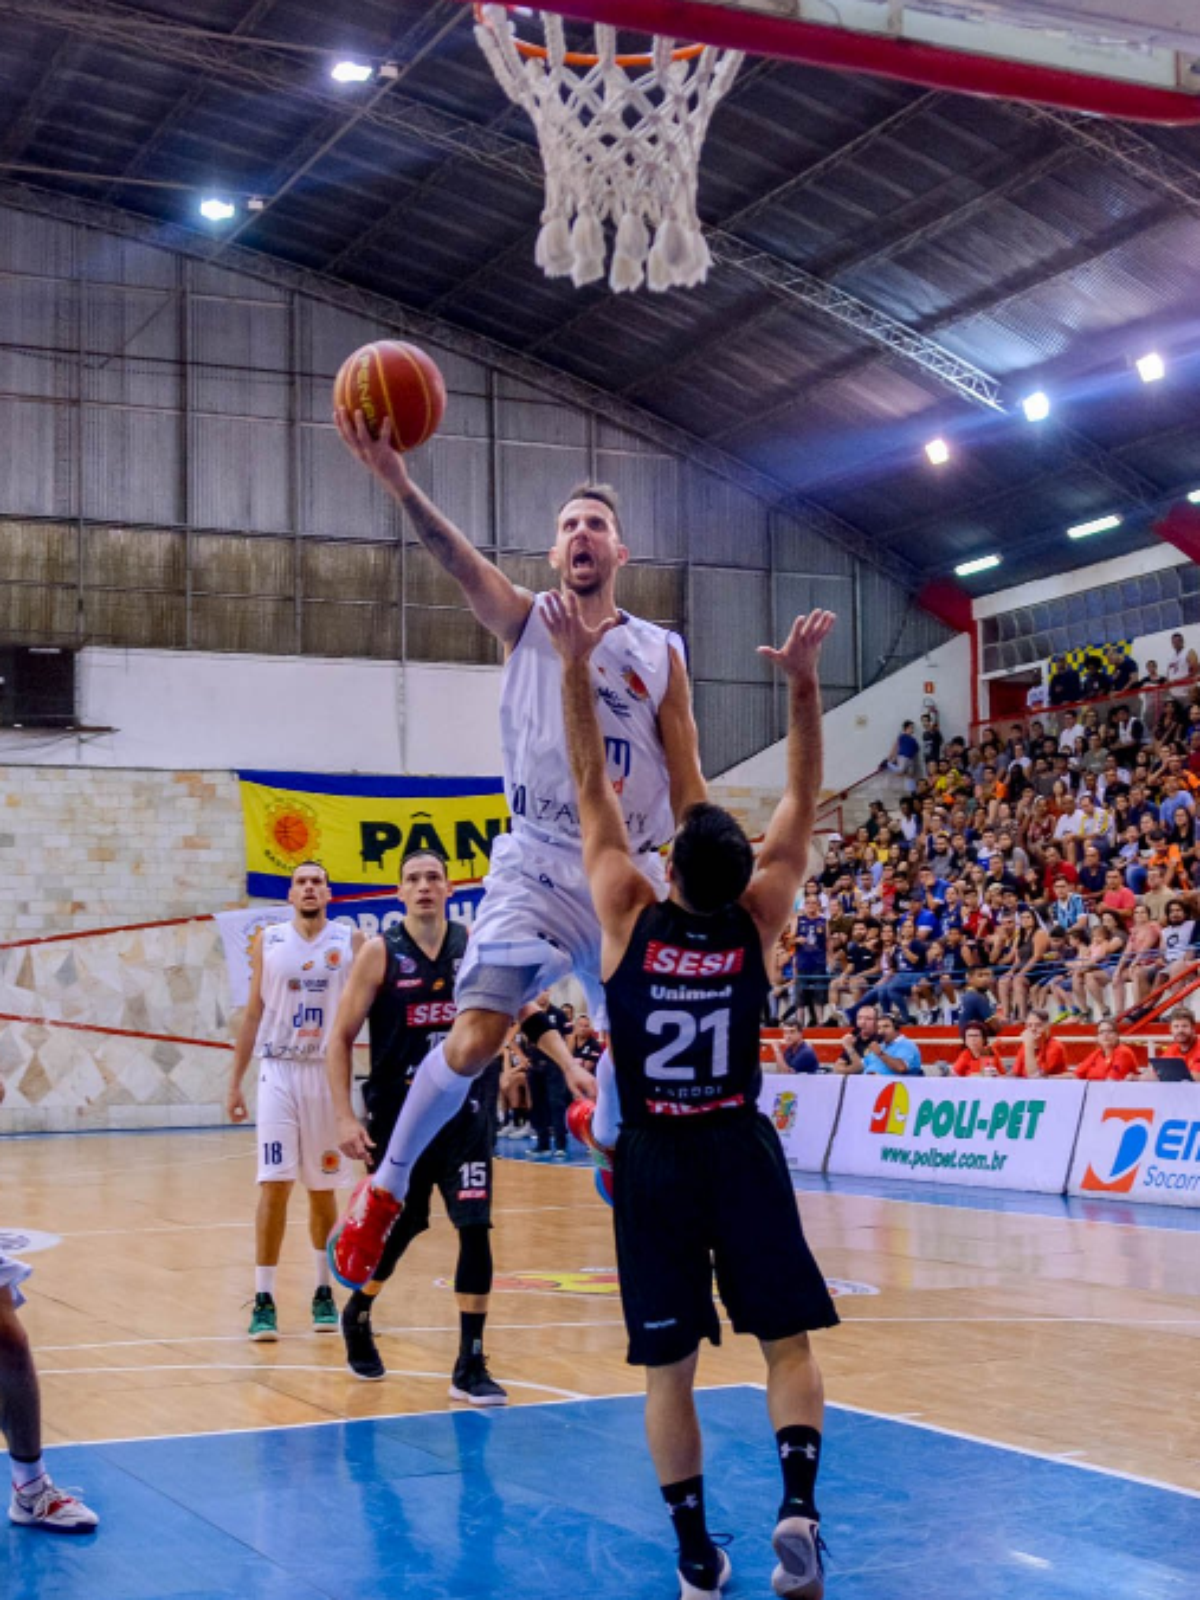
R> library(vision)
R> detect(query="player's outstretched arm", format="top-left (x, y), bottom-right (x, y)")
top-left (658, 646), bottom-right (707, 822)
top-left (335, 406), bottom-right (532, 649)
top-left (326, 937), bottom-right (387, 1161)
top-left (743, 611), bottom-right (836, 951)
top-left (544, 592), bottom-right (657, 945)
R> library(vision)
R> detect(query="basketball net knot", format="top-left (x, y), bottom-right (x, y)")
top-left (474, 7), bottom-right (742, 293)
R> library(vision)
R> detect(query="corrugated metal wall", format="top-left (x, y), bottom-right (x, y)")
top-left (0, 205), bottom-right (948, 775)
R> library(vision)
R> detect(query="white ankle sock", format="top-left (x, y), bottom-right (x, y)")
top-left (11, 1456), bottom-right (46, 1492)
top-left (313, 1249), bottom-right (332, 1290)
top-left (374, 1041), bottom-right (472, 1201)
top-left (255, 1266), bottom-right (277, 1297)
top-left (593, 1048), bottom-right (622, 1149)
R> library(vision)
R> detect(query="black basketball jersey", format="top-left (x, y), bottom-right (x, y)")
top-left (604, 898), bottom-right (769, 1129)
top-left (364, 920), bottom-right (468, 1123)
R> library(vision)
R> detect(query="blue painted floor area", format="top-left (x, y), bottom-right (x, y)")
top-left (7, 1388), bottom-right (1198, 1600)
top-left (794, 1171), bottom-right (1200, 1231)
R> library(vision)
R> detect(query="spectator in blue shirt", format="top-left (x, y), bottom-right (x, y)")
top-left (884, 721), bottom-right (920, 784)
top-left (1047, 876), bottom-right (1088, 934)
top-left (771, 1022), bottom-right (821, 1076)
top-left (863, 1014), bottom-right (923, 1076)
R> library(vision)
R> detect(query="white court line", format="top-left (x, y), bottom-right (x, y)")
top-left (55, 1203), bottom-right (584, 1239)
top-left (37, 1319), bottom-right (625, 1353)
top-left (47, 1383), bottom-right (754, 1450)
top-left (38, 1364), bottom-right (588, 1402)
top-left (835, 1315), bottom-right (1200, 1328)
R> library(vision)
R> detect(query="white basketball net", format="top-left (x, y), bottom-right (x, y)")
top-left (474, 6), bottom-right (743, 293)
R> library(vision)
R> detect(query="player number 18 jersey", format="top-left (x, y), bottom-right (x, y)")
top-left (254, 920), bottom-right (354, 1063)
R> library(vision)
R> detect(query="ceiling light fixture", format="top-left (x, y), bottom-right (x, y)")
top-left (1136, 352), bottom-right (1166, 384)
top-left (331, 60), bottom-right (374, 83)
top-left (1187, 490), bottom-right (1200, 504)
top-left (198, 197), bottom-right (235, 221)
top-left (955, 554), bottom-right (1001, 577)
top-left (1067, 514), bottom-right (1122, 540)
top-left (925, 437), bottom-right (950, 466)
top-left (1022, 391), bottom-right (1051, 423)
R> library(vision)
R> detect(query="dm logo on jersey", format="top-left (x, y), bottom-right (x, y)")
top-left (320, 1150), bottom-right (342, 1176)
top-left (622, 666), bottom-right (649, 702)
top-left (1081, 1107), bottom-right (1154, 1193)
top-left (772, 1093), bottom-right (798, 1134)
top-left (262, 796), bottom-right (322, 872)
top-left (870, 1082), bottom-right (910, 1136)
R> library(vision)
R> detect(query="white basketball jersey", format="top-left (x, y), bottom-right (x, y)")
top-left (500, 593), bottom-right (681, 854)
top-left (254, 919), bottom-right (354, 1063)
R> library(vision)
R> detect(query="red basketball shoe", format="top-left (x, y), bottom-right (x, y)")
top-left (566, 1098), bottom-right (613, 1172)
top-left (328, 1179), bottom-right (403, 1290)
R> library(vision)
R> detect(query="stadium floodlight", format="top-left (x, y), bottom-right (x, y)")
top-left (331, 60), bottom-right (374, 83)
top-left (1188, 489), bottom-right (1200, 504)
top-left (955, 554), bottom-right (1001, 577)
top-left (198, 197), bottom-right (235, 221)
top-left (1136, 352), bottom-right (1166, 384)
top-left (925, 437), bottom-right (950, 466)
top-left (1022, 391), bottom-right (1051, 422)
top-left (1067, 514), bottom-right (1122, 540)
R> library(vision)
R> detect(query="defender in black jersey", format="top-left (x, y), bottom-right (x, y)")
top-left (546, 592), bottom-right (839, 1600)
top-left (326, 851), bottom-right (505, 1405)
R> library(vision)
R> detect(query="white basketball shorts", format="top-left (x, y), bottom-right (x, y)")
top-left (255, 1058), bottom-right (352, 1190)
top-left (456, 829), bottom-right (666, 1028)
top-left (0, 1250), bottom-right (32, 1310)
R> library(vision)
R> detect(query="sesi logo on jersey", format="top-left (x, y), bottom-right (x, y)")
top-left (406, 1000), bottom-right (457, 1027)
top-left (643, 942), bottom-right (744, 977)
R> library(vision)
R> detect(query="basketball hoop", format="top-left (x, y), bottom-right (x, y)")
top-left (473, 4), bottom-right (742, 293)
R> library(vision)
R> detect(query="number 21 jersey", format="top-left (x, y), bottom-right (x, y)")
top-left (604, 899), bottom-right (768, 1128)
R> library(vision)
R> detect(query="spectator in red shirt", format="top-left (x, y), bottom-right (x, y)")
top-left (1099, 866), bottom-right (1137, 929)
top-left (1137, 1007), bottom-right (1200, 1082)
top-left (1074, 1017), bottom-right (1140, 1081)
top-left (1039, 845), bottom-right (1078, 900)
top-left (1011, 1008), bottom-right (1068, 1078)
top-left (950, 1022), bottom-right (1003, 1078)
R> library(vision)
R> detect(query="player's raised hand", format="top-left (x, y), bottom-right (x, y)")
top-left (334, 405), bottom-right (411, 495)
top-left (757, 610), bottom-right (836, 679)
top-left (543, 590), bottom-right (618, 664)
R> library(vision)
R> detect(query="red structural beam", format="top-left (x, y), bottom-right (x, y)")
top-left (487, 1), bottom-right (1200, 125)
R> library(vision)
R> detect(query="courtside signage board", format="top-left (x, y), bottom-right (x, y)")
top-left (758, 1074), bottom-right (843, 1172)
top-left (829, 1078), bottom-right (1085, 1193)
top-left (1069, 1083), bottom-right (1200, 1208)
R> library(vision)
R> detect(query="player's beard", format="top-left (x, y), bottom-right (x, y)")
top-left (297, 904), bottom-right (322, 923)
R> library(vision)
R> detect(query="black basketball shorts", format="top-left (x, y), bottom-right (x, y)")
top-left (614, 1112), bottom-right (839, 1368)
top-left (366, 1085), bottom-right (496, 1234)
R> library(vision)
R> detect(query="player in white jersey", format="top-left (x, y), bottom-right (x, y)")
top-left (228, 861), bottom-right (360, 1339)
top-left (328, 406), bottom-right (705, 1288)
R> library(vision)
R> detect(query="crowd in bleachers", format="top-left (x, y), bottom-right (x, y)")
top-left (769, 636), bottom-right (1200, 1083)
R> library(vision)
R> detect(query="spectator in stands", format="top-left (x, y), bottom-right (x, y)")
top-left (1050, 656), bottom-right (1082, 706)
top-left (1047, 875), bottom-right (1089, 935)
top-left (1074, 1017), bottom-right (1140, 1080)
top-left (1011, 1008), bottom-right (1068, 1078)
top-left (883, 720), bottom-right (919, 782)
top-left (1166, 632), bottom-right (1190, 683)
top-left (1111, 901), bottom-right (1162, 1013)
top-left (1046, 928), bottom-right (1092, 1019)
top-left (1105, 645), bottom-right (1138, 693)
top-left (791, 889), bottom-right (829, 1026)
top-left (951, 1022), bottom-right (1003, 1077)
top-left (835, 1004), bottom-right (880, 1075)
top-left (1076, 910), bottom-right (1126, 1017)
top-left (861, 1013), bottom-right (923, 1076)
top-left (920, 709), bottom-right (942, 772)
top-left (1100, 865), bottom-right (1138, 928)
top-left (958, 964), bottom-right (997, 1031)
top-left (1137, 1007), bottom-right (1200, 1082)
top-left (1076, 843), bottom-right (1108, 907)
top-left (771, 1022), bottom-right (821, 1076)
top-left (997, 907), bottom-right (1052, 1023)
top-left (1138, 659), bottom-right (1166, 690)
top-left (571, 1013), bottom-right (603, 1074)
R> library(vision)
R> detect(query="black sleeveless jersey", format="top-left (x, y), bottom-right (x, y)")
top-left (604, 898), bottom-right (768, 1129)
top-left (364, 921), bottom-right (471, 1124)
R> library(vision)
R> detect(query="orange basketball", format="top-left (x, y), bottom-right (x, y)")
top-left (334, 340), bottom-right (446, 451)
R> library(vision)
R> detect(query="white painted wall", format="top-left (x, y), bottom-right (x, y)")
top-left (0, 649), bottom-right (505, 774)
top-left (721, 633), bottom-right (972, 793)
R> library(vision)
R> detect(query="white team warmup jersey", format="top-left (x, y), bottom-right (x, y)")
top-left (459, 593), bottom-right (680, 1024)
top-left (253, 919), bottom-right (355, 1189)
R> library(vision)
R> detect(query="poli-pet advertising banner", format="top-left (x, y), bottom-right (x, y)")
top-left (237, 770), bottom-right (508, 906)
top-left (1069, 1083), bottom-right (1200, 1208)
top-left (757, 1074), bottom-right (844, 1172)
top-left (829, 1077), bottom-right (1085, 1193)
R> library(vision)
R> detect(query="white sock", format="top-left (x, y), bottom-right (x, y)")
top-left (374, 1041), bottom-right (472, 1201)
top-left (313, 1249), bottom-right (331, 1290)
top-left (593, 1048), bottom-right (622, 1149)
top-left (11, 1456), bottom-right (46, 1492)
top-left (255, 1266), bottom-right (277, 1297)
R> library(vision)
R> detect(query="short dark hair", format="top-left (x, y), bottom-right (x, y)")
top-left (558, 481), bottom-right (622, 534)
top-left (400, 848), bottom-right (449, 878)
top-left (671, 803), bottom-right (754, 915)
top-left (292, 860), bottom-right (329, 885)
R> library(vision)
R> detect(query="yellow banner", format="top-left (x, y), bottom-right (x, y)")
top-left (237, 771), bottom-right (509, 894)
